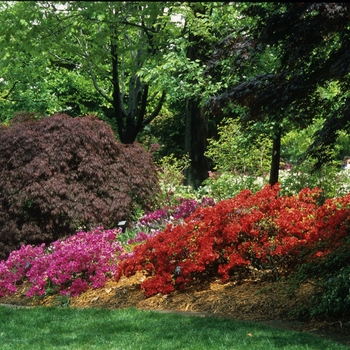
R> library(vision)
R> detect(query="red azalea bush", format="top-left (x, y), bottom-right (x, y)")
top-left (0, 113), bottom-right (160, 261)
top-left (116, 184), bottom-right (350, 297)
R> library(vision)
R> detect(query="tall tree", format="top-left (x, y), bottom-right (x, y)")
top-left (183, 3), bottom-right (211, 188)
top-left (182, 2), bottom-right (256, 187)
top-left (141, 2), bottom-right (250, 187)
top-left (210, 3), bottom-right (350, 183)
top-left (0, 1), bottom-right (170, 143)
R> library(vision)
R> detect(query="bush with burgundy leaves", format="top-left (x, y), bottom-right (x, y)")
top-left (0, 113), bottom-right (159, 260)
top-left (115, 184), bottom-right (350, 297)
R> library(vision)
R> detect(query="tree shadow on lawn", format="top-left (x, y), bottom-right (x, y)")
top-left (0, 306), bottom-right (348, 350)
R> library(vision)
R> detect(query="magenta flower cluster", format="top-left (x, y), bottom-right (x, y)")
top-left (129, 197), bottom-right (215, 246)
top-left (173, 197), bottom-right (215, 220)
top-left (127, 197), bottom-right (216, 246)
top-left (137, 197), bottom-right (215, 228)
top-left (127, 230), bottom-right (160, 245)
top-left (0, 227), bottom-right (124, 298)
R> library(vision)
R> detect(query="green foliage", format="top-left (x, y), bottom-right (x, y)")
top-left (281, 119), bottom-right (324, 164)
top-left (335, 130), bottom-right (350, 161)
top-left (203, 116), bottom-right (350, 202)
top-left (0, 1), bottom-right (172, 143)
top-left (289, 239), bottom-right (350, 318)
top-left (156, 153), bottom-right (199, 205)
top-left (205, 118), bottom-right (271, 176)
top-left (212, 3), bottom-right (350, 170)
top-left (137, 104), bottom-right (186, 160)
top-left (140, 49), bottom-right (224, 106)
top-left (311, 266), bottom-right (350, 317)
top-left (0, 1), bottom-right (108, 123)
top-left (139, 3), bottom-right (252, 109)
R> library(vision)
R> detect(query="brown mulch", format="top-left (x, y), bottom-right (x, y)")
top-left (1, 272), bottom-right (350, 347)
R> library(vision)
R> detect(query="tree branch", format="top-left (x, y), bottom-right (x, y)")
top-left (1, 81), bottom-right (18, 100)
top-left (75, 29), bottom-right (114, 104)
top-left (88, 61), bottom-right (113, 104)
top-left (143, 90), bottom-right (166, 125)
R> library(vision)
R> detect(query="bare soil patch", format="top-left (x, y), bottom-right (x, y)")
top-left (1, 273), bottom-right (350, 347)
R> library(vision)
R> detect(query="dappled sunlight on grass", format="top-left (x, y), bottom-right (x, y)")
top-left (0, 306), bottom-right (348, 350)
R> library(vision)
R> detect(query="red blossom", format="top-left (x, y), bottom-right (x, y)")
top-left (116, 184), bottom-right (350, 297)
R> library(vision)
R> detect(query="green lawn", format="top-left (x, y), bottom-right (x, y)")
top-left (0, 306), bottom-right (348, 350)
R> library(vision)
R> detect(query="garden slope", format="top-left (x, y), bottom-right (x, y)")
top-left (1, 272), bottom-right (350, 346)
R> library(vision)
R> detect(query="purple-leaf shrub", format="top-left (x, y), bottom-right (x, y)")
top-left (0, 113), bottom-right (160, 260)
top-left (0, 227), bottom-right (124, 298)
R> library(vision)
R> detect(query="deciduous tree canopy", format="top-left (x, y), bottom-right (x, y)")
top-left (0, 1), bottom-right (169, 143)
top-left (210, 3), bottom-right (350, 169)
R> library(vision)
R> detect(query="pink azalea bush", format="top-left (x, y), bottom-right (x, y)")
top-left (0, 198), bottom-right (215, 298)
top-left (0, 227), bottom-right (124, 297)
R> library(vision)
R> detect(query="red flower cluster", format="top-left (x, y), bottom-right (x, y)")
top-left (116, 184), bottom-right (350, 297)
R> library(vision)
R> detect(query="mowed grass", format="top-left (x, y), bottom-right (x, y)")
top-left (0, 306), bottom-right (348, 350)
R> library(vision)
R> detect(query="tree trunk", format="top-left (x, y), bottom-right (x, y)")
top-left (184, 100), bottom-right (210, 189)
top-left (108, 27), bottom-right (165, 144)
top-left (183, 4), bottom-right (210, 189)
top-left (269, 128), bottom-right (281, 186)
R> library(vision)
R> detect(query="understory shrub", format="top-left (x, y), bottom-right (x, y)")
top-left (200, 171), bottom-right (268, 201)
top-left (204, 118), bottom-right (271, 177)
top-left (289, 238), bottom-right (350, 318)
top-left (311, 265), bottom-right (350, 317)
top-left (155, 153), bottom-right (197, 206)
top-left (279, 161), bottom-right (343, 203)
top-left (0, 113), bottom-right (159, 260)
top-left (116, 184), bottom-right (350, 297)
